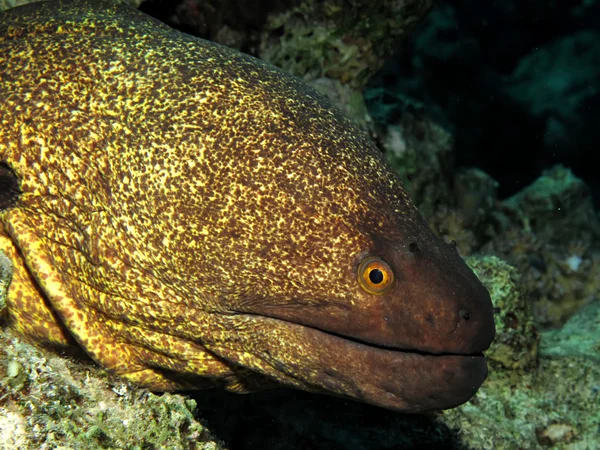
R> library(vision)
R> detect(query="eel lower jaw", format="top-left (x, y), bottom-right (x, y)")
top-left (219, 312), bottom-right (489, 413)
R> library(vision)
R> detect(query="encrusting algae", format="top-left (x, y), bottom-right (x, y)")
top-left (0, 0), bottom-right (494, 413)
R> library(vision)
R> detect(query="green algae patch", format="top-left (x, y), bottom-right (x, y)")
top-left (467, 255), bottom-right (539, 370)
top-left (540, 300), bottom-right (600, 362)
top-left (380, 114), bottom-right (454, 218)
top-left (486, 165), bottom-right (600, 328)
top-left (502, 165), bottom-right (600, 243)
top-left (0, 328), bottom-right (222, 450)
top-left (0, 250), bottom-right (11, 322)
top-left (0, 0), bottom-right (144, 13)
top-left (443, 255), bottom-right (600, 449)
top-left (441, 356), bottom-right (600, 449)
top-left (260, 0), bottom-right (433, 88)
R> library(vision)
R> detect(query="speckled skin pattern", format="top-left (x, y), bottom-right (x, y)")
top-left (0, 0), bottom-right (495, 412)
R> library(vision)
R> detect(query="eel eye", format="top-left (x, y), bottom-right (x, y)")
top-left (357, 256), bottom-right (395, 295)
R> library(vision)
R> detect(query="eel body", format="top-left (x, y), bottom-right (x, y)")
top-left (0, 0), bottom-right (495, 412)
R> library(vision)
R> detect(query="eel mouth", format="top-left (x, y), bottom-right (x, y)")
top-left (220, 312), bottom-right (489, 413)
top-left (306, 320), bottom-right (486, 359)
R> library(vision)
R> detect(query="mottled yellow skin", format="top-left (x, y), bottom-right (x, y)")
top-left (0, 0), bottom-right (495, 412)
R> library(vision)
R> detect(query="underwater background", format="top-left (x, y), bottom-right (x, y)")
top-left (0, 0), bottom-right (598, 449)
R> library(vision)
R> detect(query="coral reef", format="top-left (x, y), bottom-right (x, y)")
top-left (364, 0), bottom-right (600, 206)
top-left (485, 166), bottom-right (600, 327)
top-left (0, 0), bottom-right (35, 11)
top-left (376, 113), bottom-right (454, 219)
top-left (467, 256), bottom-right (538, 370)
top-left (371, 113), bottom-right (502, 256)
top-left (139, 0), bottom-right (432, 89)
top-left (258, 0), bottom-right (434, 88)
top-left (367, 96), bottom-right (600, 449)
top-left (441, 356), bottom-right (600, 449)
top-left (540, 300), bottom-right (600, 361)
top-left (308, 77), bottom-right (373, 131)
top-left (501, 165), bottom-right (600, 243)
top-left (441, 269), bottom-right (599, 449)
top-left (454, 168), bottom-right (499, 226)
top-left (0, 282), bottom-right (221, 450)
top-left (1, 0), bottom-right (145, 13)
top-left (434, 168), bottom-right (501, 255)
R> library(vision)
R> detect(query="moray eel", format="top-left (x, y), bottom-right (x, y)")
top-left (0, 0), bottom-right (495, 412)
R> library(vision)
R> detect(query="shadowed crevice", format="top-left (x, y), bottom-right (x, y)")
top-left (0, 162), bottom-right (20, 210)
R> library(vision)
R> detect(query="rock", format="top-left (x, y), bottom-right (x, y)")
top-left (0, 328), bottom-right (221, 450)
top-left (467, 256), bottom-right (539, 370)
top-left (540, 301), bottom-right (600, 361)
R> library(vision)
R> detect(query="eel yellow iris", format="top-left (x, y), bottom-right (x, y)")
top-left (357, 256), bottom-right (395, 295)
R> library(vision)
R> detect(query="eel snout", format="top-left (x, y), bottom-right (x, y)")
top-left (327, 236), bottom-right (497, 358)
top-left (225, 236), bottom-right (496, 412)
